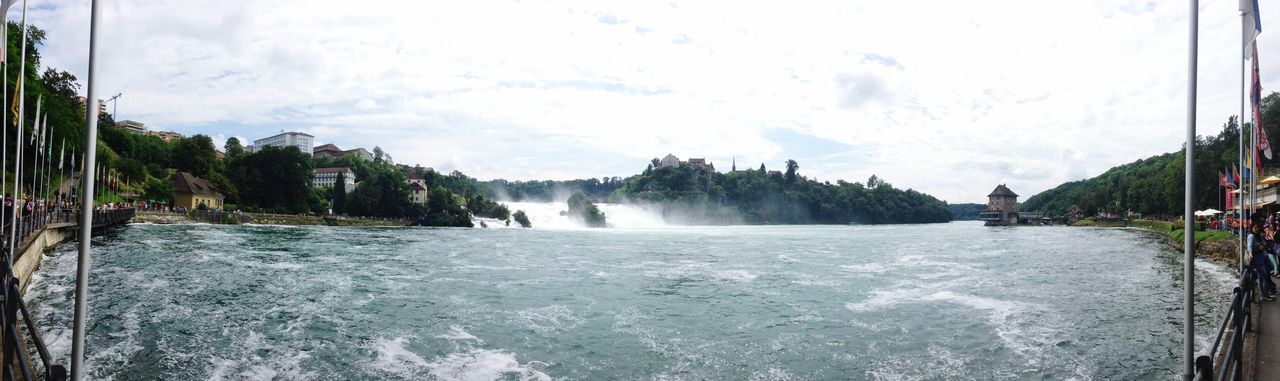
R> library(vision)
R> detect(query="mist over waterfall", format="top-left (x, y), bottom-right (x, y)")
top-left (498, 202), bottom-right (667, 229)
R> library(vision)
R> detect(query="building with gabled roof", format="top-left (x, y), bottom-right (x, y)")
top-left (979, 184), bottom-right (1019, 226)
top-left (171, 172), bottom-right (224, 209)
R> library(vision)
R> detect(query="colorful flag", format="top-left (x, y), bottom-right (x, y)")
top-left (1243, 0), bottom-right (1262, 59)
top-left (1221, 171), bottom-right (1230, 188)
top-left (9, 78), bottom-right (20, 127)
top-left (1254, 43), bottom-right (1270, 160)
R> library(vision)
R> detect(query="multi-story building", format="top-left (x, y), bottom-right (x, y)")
top-left (313, 167), bottom-right (356, 192)
top-left (115, 120), bottom-right (146, 134)
top-left (979, 184), bottom-right (1019, 226)
top-left (313, 143), bottom-right (345, 158)
top-left (409, 179), bottom-right (428, 205)
top-left (344, 148), bottom-right (374, 162)
top-left (251, 132), bottom-right (314, 155)
top-left (146, 130), bottom-right (184, 142)
top-left (77, 97), bottom-right (107, 116)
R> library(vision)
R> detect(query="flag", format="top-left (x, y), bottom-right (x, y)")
top-left (0, 1), bottom-right (18, 65)
top-left (58, 138), bottom-right (64, 170)
top-left (1254, 43), bottom-right (1271, 160)
top-left (9, 77), bottom-right (19, 127)
top-left (1244, 0), bottom-right (1262, 59)
top-left (1222, 171), bottom-right (1231, 188)
top-left (1235, 165), bottom-right (1242, 184)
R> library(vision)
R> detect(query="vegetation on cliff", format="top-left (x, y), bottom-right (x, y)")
top-left (1024, 93), bottom-right (1279, 217)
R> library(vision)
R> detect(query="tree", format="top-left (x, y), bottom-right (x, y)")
top-left (229, 146), bottom-right (314, 213)
top-left (567, 192), bottom-right (607, 227)
top-left (171, 134), bottom-right (217, 178)
top-left (225, 137), bottom-right (245, 159)
top-left (373, 146), bottom-right (385, 164)
top-left (785, 159), bottom-right (799, 183)
top-left (333, 170), bottom-right (347, 214)
top-left (143, 177), bottom-right (175, 204)
top-left (513, 210), bottom-right (532, 228)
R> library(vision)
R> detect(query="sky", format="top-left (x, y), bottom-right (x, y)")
top-left (13, 0), bottom-right (1280, 203)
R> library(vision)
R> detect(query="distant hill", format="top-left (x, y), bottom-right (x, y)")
top-left (950, 203), bottom-right (986, 221)
top-left (1021, 96), bottom-right (1280, 217)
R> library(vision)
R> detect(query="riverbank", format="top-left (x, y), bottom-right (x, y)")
top-left (134, 211), bottom-right (411, 227)
top-left (1127, 219), bottom-right (1238, 266)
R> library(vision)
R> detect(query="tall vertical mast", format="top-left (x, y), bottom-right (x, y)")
top-left (1181, 0), bottom-right (1199, 379)
top-left (70, 0), bottom-right (102, 378)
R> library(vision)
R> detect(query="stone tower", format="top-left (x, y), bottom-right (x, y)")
top-left (979, 184), bottom-right (1019, 226)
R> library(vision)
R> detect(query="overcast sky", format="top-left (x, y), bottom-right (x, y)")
top-left (16, 0), bottom-right (1280, 203)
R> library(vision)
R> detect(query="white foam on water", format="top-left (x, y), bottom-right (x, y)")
top-left (426, 349), bottom-right (551, 381)
top-left (437, 325), bottom-right (483, 342)
top-left (370, 336), bottom-right (430, 376)
top-left (714, 269), bottom-right (758, 282)
top-left (502, 201), bottom-right (667, 229)
top-left (512, 305), bottom-right (584, 335)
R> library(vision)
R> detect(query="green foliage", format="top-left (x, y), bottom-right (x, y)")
top-left (1024, 95), bottom-right (1280, 217)
top-left (567, 192), bottom-right (607, 227)
top-left (345, 167), bottom-right (413, 217)
top-left (422, 187), bottom-right (473, 227)
top-left (228, 146), bottom-right (314, 214)
top-left (949, 203), bottom-right (986, 221)
top-left (142, 177), bottom-right (175, 204)
top-left (484, 177), bottom-right (626, 202)
top-left (170, 134), bottom-right (217, 178)
top-left (615, 161), bottom-right (950, 224)
top-left (333, 171), bottom-right (347, 214)
top-left (224, 137), bottom-right (245, 159)
top-left (467, 193), bottom-right (511, 220)
top-left (513, 210), bottom-right (532, 228)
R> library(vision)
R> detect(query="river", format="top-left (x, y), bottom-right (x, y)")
top-left (24, 209), bottom-right (1238, 380)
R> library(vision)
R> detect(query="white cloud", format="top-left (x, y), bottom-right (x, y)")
top-left (16, 0), bottom-right (1280, 202)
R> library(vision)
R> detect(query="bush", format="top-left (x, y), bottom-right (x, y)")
top-left (513, 210), bottom-right (531, 228)
top-left (567, 192), bottom-right (607, 227)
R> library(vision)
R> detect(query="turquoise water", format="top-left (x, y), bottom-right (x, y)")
top-left (25, 221), bottom-right (1236, 380)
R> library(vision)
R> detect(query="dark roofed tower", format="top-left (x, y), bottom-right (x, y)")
top-left (979, 184), bottom-right (1019, 226)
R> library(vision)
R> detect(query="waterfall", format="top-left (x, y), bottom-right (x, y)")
top-left (491, 202), bottom-right (667, 229)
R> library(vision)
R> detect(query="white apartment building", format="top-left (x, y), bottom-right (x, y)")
top-left (252, 131), bottom-right (314, 155)
top-left (115, 120), bottom-right (146, 134)
top-left (314, 167), bottom-right (356, 192)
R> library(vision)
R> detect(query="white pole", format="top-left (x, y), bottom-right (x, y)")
top-left (1182, 0), bottom-right (1198, 379)
top-left (7, 0), bottom-right (24, 265)
top-left (1233, 12), bottom-right (1244, 273)
top-left (71, 0), bottom-right (102, 377)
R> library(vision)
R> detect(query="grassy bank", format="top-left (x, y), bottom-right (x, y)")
top-left (1072, 219), bottom-right (1127, 227)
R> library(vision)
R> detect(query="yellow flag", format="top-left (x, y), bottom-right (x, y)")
top-left (8, 77), bottom-right (19, 127)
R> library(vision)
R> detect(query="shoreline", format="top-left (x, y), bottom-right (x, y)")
top-left (133, 211), bottom-right (411, 227)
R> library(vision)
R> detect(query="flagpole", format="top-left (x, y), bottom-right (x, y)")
top-left (1182, 0), bottom-right (1199, 379)
top-left (70, 0), bottom-right (102, 377)
top-left (7, 0), bottom-right (24, 265)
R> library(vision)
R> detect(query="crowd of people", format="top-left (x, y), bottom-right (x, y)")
top-left (1248, 215), bottom-right (1280, 301)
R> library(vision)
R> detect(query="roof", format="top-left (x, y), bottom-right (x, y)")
top-left (410, 182), bottom-right (427, 191)
top-left (171, 172), bottom-right (224, 198)
top-left (313, 143), bottom-right (342, 153)
top-left (988, 184), bottom-right (1018, 198)
top-left (314, 167), bottom-right (354, 174)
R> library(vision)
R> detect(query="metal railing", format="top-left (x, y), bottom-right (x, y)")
top-left (1196, 267), bottom-right (1259, 380)
top-left (0, 207), bottom-right (133, 380)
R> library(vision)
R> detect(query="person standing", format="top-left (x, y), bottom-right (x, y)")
top-left (1250, 222), bottom-right (1277, 300)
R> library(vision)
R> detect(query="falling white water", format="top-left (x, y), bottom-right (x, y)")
top-left (493, 202), bottom-right (667, 229)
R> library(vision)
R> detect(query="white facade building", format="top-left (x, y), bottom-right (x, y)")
top-left (252, 132), bottom-right (315, 155)
top-left (314, 167), bottom-right (356, 193)
top-left (115, 120), bottom-right (146, 134)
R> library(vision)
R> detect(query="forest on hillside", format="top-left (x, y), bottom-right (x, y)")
top-left (1023, 93), bottom-right (1279, 216)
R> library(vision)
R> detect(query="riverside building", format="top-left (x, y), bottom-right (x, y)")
top-left (314, 167), bottom-right (356, 193)
top-left (979, 184), bottom-right (1019, 226)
